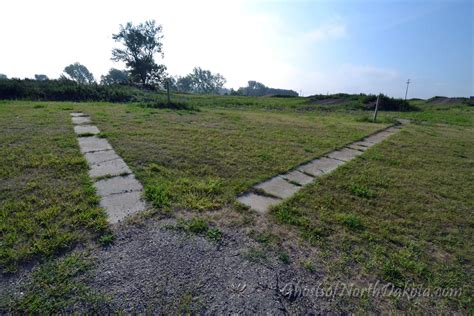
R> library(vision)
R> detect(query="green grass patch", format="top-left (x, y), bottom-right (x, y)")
top-left (0, 103), bottom-right (108, 272)
top-left (271, 123), bottom-right (474, 312)
top-left (165, 217), bottom-right (222, 242)
top-left (9, 253), bottom-right (106, 313)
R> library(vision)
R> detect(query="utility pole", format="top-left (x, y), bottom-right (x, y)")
top-left (373, 94), bottom-right (380, 122)
top-left (404, 79), bottom-right (411, 100)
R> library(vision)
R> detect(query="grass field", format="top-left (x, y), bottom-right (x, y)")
top-left (0, 102), bottom-right (109, 272)
top-left (0, 99), bottom-right (388, 272)
top-left (1, 96), bottom-right (473, 313)
top-left (270, 123), bottom-right (473, 312)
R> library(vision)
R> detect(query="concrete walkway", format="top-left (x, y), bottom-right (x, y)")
top-left (70, 112), bottom-right (146, 223)
top-left (237, 124), bottom-right (404, 213)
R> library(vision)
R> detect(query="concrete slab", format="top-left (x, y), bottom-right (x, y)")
top-left (298, 162), bottom-right (325, 177)
top-left (385, 126), bottom-right (401, 133)
top-left (281, 170), bottom-right (314, 186)
top-left (72, 116), bottom-right (91, 125)
top-left (237, 193), bottom-right (281, 214)
top-left (100, 191), bottom-right (147, 224)
top-left (255, 176), bottom-right (301, 199)
top-left (78, 137), bottom-right (112, 153)
top-left (326, 148), bottom-right (363, 162)
top-left (299, 157), bottom-right (344, 175)
top-left (234, 124), bottom-right (403, 214)
top-left (94, 174), bottom-right (143, 196)
top-left (352, 140), bottom-right (375, 148)
top-left (70, 112), bottom-right (87, 117)
top-left (74, 125), bottom-right (100, 135)
top-left (347, 144), bottom-right (368, 152)
top-left (397, 119), bottom-right (410, 124)
top-left (89, 158), bottom-right (131, 178)
top-left (364, 132), bottom-right (393, 144)
top-left (84, 150), bottom-right (121, 165)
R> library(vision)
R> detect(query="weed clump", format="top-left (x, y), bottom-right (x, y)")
top-left (349, 183), bottom-right (375, 198)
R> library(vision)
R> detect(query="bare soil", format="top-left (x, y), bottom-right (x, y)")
top-left (80, 218), bottom-right (333, 314)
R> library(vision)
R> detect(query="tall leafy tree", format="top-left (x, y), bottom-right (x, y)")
top-left (100, 68), bottom-right (129, 85)
top-left (61, 63), bottom-right (95, 84)
top-left (111, 20), bottom-right (166, 87)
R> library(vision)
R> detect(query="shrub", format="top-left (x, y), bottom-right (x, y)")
top-left (0, 79), bottom-right (140, 102)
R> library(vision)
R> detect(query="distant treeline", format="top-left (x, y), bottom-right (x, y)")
top-left (0, 78), bottom-right (299, 102)
top-left (229, 81), bottom-right (298, 97)
top-left (0, 79), bottom-right (142, 102)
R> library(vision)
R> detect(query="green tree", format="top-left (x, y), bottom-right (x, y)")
top-left (61, 63), bottom-right (95, 84)
top-left (34, 74), bottom-right (49, 81)
top-left (190, 67), bottom-right (226, 94)
top-left (176, 67), bottom-right (226, 94)
top-left (100, 68), bottom-right (129, 85)
top-left (176, 75), bottom-right (194, 93)
top-left (111, 20), bottom-right (166, 87)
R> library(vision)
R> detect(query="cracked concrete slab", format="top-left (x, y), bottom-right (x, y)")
top-left (74, 125), bottom-right (100, 135)
top-left (326, 148), bottom-right (363, 162)
top-left (100, 191), bottom-right (147, 224)
top-left (94, 174), bottom-right (143, 196)
top-left (84, 150), bottom-right (121, 165)
top-left (72, 116), bottom-right (91, 125)
top-left (78, 137), bottom-right (112, 153)
top-left (89, 158), bottom-right (131, 178)
top-left (255, 176), bottom-right (301, 199)
top-left (237, 193), bottom-right (281, 213)
top-left (281, 170), bottom-right (314, 186)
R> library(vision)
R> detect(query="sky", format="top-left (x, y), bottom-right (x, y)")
top-left (0, 0), bottom-right (472, 98)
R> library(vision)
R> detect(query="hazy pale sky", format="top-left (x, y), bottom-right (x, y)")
top-left (0, 0), bottom-right (472, 98)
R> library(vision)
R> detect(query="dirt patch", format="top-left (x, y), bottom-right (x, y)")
top-left (81, 218), bottom-right (333, 314)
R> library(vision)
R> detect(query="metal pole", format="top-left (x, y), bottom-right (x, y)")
top-left (166, 79), bottom-right (171, 104)
top-left (373, 94), bottom-right (380, 122)
top-left (404, 79), bottom-right (410, 100)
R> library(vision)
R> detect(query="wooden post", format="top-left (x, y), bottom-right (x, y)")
top-left (373, 94), bottom-right (380, 122)
top-left (166, 79), bottom-right (171, 105)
